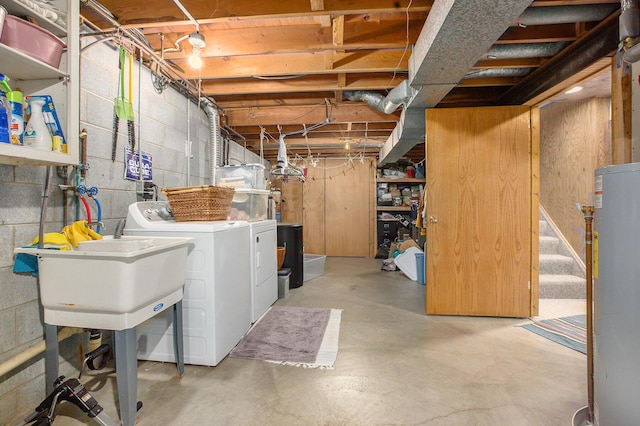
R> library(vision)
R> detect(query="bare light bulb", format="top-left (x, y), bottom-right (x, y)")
top-left (188, 47), bottom-right (203, 69)
top-left (187, 32), bottom-right (206, 69)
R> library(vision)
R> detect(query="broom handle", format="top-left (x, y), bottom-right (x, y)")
top-left (129, 52), bottom-right (133, 102)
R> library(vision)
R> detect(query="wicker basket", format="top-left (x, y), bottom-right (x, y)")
top-left (162, 185), bottom-right (235, 222)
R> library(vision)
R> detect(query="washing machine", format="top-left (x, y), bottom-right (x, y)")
top-left (249, 220), bottom-right (278, 322)
top-left (124, 201), bottom-right (251, 366)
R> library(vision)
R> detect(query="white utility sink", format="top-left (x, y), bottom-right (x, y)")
top-left (14, 236), bottom-right (193, 330)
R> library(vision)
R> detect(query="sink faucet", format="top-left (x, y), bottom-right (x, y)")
top-left (114, 219), bottom-right (126, 239)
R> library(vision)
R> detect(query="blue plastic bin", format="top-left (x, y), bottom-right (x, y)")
top-left (415, 252), bottom-right (425, 285)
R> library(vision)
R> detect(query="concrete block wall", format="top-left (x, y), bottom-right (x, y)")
top-left (0, 36), bottom-right (265, 423)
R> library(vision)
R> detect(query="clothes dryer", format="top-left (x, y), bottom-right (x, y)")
top-left (125, 201), bottom-right (251, 366)
top-left (249, 220), bottom-right (278, 322)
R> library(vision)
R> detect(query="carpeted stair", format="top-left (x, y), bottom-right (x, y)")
top-left (539, 215), bottom-right (586, 299)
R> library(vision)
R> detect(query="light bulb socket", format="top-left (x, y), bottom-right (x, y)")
top-left (188, 32), bottom-right (206, 49)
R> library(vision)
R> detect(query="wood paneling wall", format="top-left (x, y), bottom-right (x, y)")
top-left (303, 160), bottom-right (326, 254)
top-left (279, 178), bottom-right (303, 224)
top-left (325, 159), bottom-right (374, 257)
top-left (540, 98), bottom-right (611, 261)
top-left (272, 158), bottom-right (375, 256)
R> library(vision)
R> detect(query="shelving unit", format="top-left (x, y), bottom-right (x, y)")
top-left (0, 0), bottom-right (79, 166)
top-left (376, 178), bottom-right (425, 184)
top-left (377, 206), bottom-right (412, 212)
top-left (375, 176), bottom-right (425, 257)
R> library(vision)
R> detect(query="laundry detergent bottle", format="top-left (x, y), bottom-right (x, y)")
top-left (23, 98), bottom-right (52, 151)
top-left (0, 92), bottom-right (10, 144)
top-left (7, 90), bottom-right (23, 145)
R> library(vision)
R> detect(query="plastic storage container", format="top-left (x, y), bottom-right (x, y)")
top-left (303, 254), bottom-right (326, 281)
top-left (0, 6), bottom-right (6, 36)
top-left (215, 164), bottom-right (266, 189)
top-left (0, 15), bottom-right (66, 68)
top-left (278, 268), bottom-right (291, 298)
top-left (228, 188), bottom-right (269, 221)
top-left (415, 252), bottom-right (425, 285)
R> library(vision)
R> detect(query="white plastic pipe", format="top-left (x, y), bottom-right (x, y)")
top-left (0, 327), bottom-right (85, 377)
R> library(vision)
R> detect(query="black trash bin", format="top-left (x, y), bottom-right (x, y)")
top-left (277, 223), bottom-right (304, 288)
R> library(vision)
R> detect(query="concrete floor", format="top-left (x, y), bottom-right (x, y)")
top-left (51, 257), bottom-right (587, 425)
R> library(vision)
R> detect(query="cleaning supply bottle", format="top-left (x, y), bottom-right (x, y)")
top-left (0, 92), bottom-right (10, 144)
top-left (7, 90), bottom-right (23, 145)
top-left (23, 98), bottom-right (52, 151)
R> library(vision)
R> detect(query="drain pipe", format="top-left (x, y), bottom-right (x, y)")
top-left (202, 99), bottom-right (222, 183)
top-left (0, 327), bottom-right (85, 377)
top-left (621, 0), bottom-right (640, 63)
top-left (344, 80), bottom-right (412, 114)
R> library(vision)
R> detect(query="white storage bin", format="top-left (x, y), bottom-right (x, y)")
top-left (228, 188), bottom-right (269, 221)
top-left (215, 164), bottom-right (266, 189)
top-left (303, 254), bottom-right (326, 281)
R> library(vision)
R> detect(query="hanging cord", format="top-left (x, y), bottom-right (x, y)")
top-left (303, 124), bottom-right (312, 158)
top-left (390, 0), bottom-right (414, 85)
top-left (259, 126), bottom-right (266, 160)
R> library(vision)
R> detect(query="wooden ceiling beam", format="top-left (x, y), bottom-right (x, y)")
top-left (232, 122), bottom-right (395, 134)
top-left (151, 18), bottom-right (423, 59)
top-left (244, 136), bottom-right (385, 147)
top-left (107, 0), bottom-right (431, 27)
top-left (178, 50), bottom-right (409, 79)
top-left (224, 104), bottom-right (400, 127)
top-left (201, 74), bottom-right (405, 95)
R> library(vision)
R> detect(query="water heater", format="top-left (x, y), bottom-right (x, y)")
top-left (593, 163), bottom-right (640, 426)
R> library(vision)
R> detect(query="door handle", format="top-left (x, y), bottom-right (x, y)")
top-left (429, 216), bottom-right (438, 223)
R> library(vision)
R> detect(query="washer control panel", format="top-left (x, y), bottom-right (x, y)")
top-left (131, 201), bottom-right (175, 222)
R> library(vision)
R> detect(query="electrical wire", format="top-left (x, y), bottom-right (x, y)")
top-left (390, 0), bottom-right (414, 85)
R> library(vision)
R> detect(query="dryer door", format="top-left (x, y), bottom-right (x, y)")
top-left (255, 227), bottom-right (277, 285)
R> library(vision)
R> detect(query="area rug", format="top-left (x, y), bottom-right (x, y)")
top-left (230, 306), bottom-right (342, 369)
top-left (520, 314), bottom-right (586, 354)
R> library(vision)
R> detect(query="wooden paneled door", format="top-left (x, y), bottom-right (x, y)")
top-left (425, 106), bottom-right (536, 317)
top-left (325, 159), bottom-right (375, 257)
top-left (303, 160), bottom-right (326, 254)
top-left (279, 179), bottom-right (303, 224)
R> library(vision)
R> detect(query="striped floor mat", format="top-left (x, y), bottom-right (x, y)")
top-left (520, 314), bottom-right (586, 354)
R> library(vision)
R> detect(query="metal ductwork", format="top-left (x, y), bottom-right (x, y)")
top-left (378, 0), bottom-right (533, 164)
top-left (464, 67), bottom-right (536, 79)
top-left (375, 0), bottom-right (620, 164)
top-left (621, 0), bottom-right (640, 63)
top-left (202, 98), bottom-right (222, 183)
top-left (344, 80), bottom-right (412, 114)
top-left (481, 42), bottom-right (571, 60)
top-left (515, 4), bottom-right (619, 27)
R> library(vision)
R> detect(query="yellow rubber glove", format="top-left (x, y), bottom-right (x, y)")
top-left (61, 220), bottom-right (103, 248)
top-left (29, 233), bottom-right (71, 250)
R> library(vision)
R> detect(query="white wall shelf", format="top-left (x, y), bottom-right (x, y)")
top-left (0, 0), bottom-right (78, 167)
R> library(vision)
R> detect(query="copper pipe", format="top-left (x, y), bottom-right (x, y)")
top-left (80, 128), bottom-right (88, 178)
top-left (582, 205), bottom-right (595, 423)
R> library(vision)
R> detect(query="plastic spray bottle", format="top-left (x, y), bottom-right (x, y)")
top-left (23, 98), bottom-right (52, 151)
